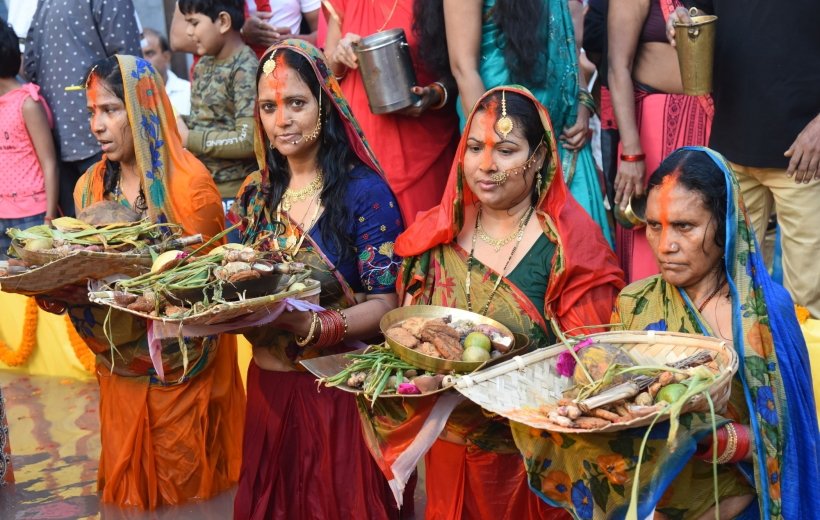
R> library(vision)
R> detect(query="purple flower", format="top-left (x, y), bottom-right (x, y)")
top-left (397, 383), bottom-right (421, 395)
top-left (556, 339), bottom-right (593, 377)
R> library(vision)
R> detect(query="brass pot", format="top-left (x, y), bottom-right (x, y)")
top-left (613, 195), bottom-right (647, 229)
top-left (379, 305), bottom-right (516, 373)
top-left (674, 10), bottom-right (718, 95)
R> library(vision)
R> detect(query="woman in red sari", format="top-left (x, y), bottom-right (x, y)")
top-left (229, 40), bottom-right (402, 519)
top-left (323, 0), bottom-right (459, 225)
top-left (357, 86), bottom-right (624, 519)
top-left (608, 0), bottom-right (713, 282)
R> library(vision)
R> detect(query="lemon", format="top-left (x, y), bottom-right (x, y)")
top-left (464, 332), bottom-right (492, 352)
top-left (462, 346), bottom-right (490, 363)
top-left (655, 383), bottom-right (687, 404)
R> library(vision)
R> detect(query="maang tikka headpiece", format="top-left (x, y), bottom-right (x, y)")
top-left (495, 90), bottom-right (514, 139)
top-left (262, 50), bottom-right (277, 76)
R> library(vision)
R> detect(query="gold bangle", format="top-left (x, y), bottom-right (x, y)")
top-left (295, 311), bottom-right (319, 347)
top-left (716, 423), bottom-right (738, 464)
top-left (336, 309), bottom-right (348, 339)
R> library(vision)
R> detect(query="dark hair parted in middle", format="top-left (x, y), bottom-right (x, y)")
top-left (647, 149), bottom-right (728, 251)
top-left (178, 0), bottom-right (245, 31)
top-left (473, 90), bottom-right (549, 205)
top-left (256, 48), bottom-right (363, 262)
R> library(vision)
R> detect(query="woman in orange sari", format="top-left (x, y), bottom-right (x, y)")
top-left (323, 0), bottom-right (459, 224)
top-left (37, 55), bottom-right (244, 509)
top-left (608, 0), bottom-right (713, 281)
top-left (357, 86), bottom-right (624, 519)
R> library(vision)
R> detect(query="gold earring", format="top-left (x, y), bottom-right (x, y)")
top-left (302, 89), bottom-right (322, 144)
top-left (495, 90), bottom-right (513, 139)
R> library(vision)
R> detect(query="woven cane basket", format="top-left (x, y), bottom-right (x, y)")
top-left (0, 250), bottom-right (152, 296)
top-left (450, 330), bottom-right (738, 433)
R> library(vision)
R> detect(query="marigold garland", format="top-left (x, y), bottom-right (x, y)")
top-left (64, 315), bottom-right (96, 373)
top-left (795, 305), bottom-right (811, 325)
top-left (0, 297), bottom-right (39, 367)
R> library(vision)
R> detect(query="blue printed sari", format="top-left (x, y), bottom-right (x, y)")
top-left (513, 147), bottom-right (819, 518)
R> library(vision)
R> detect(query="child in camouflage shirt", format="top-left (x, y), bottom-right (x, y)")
top-left (177, 0), bottom-right (258, 204)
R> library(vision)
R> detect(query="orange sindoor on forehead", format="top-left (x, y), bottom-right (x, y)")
top-left (479, 99), bottom-right (499, 170)
top-left (263, 53), bottom-right (289, 126)
top-left (86, 74), bottom-right (101, 106)
top-left (657, 172), bottom-right (680, 245)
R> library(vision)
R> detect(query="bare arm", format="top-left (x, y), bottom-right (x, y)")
top-left (22, 98), bottom-right (59, 220)
top-left (170, 2), bottom-right (197, 54)
top-left (444, 0), bottom-right (485, 116)
top-left (296, 9), bottom-right (320, 45)
top-left (325, 10), bottom-right (363, 79)
top-left (608, 0), bottom-right (649, 207)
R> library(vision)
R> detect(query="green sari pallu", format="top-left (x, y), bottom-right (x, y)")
top-left (456, 0), bottom-right (613, 248)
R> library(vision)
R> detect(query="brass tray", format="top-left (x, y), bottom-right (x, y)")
top-left (379, 305), bottom-right (517, 374)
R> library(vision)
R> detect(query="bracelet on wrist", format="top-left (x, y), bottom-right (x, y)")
top-left (716, 422), bottom-right (739, 464)
top-left (620, 153), bottom-right (646, 162)
top-left (295, 311), bottom-right (319, 347)
top-left (577, 88), bottom-right (596, 115)
top-left (430, 81), bottom-right (448, 110)
top-left (36, 296), bottom-right (67, 315)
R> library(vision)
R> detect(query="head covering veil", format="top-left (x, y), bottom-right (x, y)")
top-left (396, 86), bottom-right (623, 329)
top-left (229, 39), bottom-right (385, 243)
top-left (679, 146), bottom-right (820, 518)
top-left (76, 55), bottom-right (217, 236)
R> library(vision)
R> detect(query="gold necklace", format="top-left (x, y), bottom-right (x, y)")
top-left (375, 0), bottom-right (400, 32)
top-left (475, 209), bottom-right (526, 252)
top-left (282, 169), bottom-right (324, 212)
top-left (466, 205), bottom-right (535, 315)
top-left (278, 192), bottom-right (322, 254)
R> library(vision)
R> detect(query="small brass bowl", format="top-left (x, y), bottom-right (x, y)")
top-left (379, 305), bottom-right (516, 374)
top-left (613, 195), bottom-right (647, 229)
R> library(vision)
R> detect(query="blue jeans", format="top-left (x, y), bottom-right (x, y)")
top-left (0, 212), bottom-right (46, 258)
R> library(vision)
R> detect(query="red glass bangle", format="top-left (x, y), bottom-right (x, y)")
top-left (35, 296), bottom-right (67, 315)
top-left (620, 153), bottom-right (646, 162)
top-left (313, 310), bottom-right (345, 349)
top-left (729, 424), bottom-right (752, 463)
top-left (695, 426), bottom-right (728, 461)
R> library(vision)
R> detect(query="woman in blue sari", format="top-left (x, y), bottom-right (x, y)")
top-left (514, 147), bottom-right (820, 518)
top-left (443, 0), bottom-right (613, 248)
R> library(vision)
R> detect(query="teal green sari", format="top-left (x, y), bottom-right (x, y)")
top-left (457, 0), bottom-right (613, 248)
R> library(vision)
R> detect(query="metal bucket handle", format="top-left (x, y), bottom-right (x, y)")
top-left (687, 7), bottom-right (702, 38)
